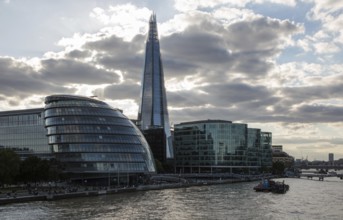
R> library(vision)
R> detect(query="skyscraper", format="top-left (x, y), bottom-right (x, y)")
top-left (138, 13), bottom-right (174, 159)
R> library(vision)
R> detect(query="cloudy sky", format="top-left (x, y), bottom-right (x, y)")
top-left (1, 0), bottom-right (343, 161)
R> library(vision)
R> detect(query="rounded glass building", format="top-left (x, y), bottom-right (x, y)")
top-left (44, 95), bottom-right (155, 183)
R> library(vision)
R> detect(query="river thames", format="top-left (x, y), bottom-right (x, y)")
top-left (1, 177), bottom-right (342, 220)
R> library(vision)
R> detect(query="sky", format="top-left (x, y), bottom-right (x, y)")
top-left (0, 0), bottom-right (343, 161)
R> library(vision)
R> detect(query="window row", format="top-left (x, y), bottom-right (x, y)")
top-left (47, 124), bottom-right (137, 135)
top-left (53, 143), bottom-right (145, 153)
top-left (67, 162), bottom-right (147, 172)
top-left (48, 134), bottom-right (141, 144)
top-left (45, 101), bottom-right (109, 109)
top-left (45, 116), bottom-right (131, 126)
top-left (45, 108), bottom-right (124, 118)
top-left (59, 152), bottom-right (145, 162)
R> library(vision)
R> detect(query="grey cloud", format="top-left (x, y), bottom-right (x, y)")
top-left (282, 84), bottom-right (343, 102)
top-left (294, 104), bottom-right (343, 123)
top-left (162, 26), bottom-right (232, 65)
top-left (275, 137), bottom-right (343, 146)
top-left (167, 90), bottom-right (207, 107)
top-left (41, 58), bottom-right (120, 85)
top-left (85, 34), bottom-right (145, 82)
top-left (86, 34), bottom-right (145, 55)
top-left (168, 82), bottom-right (279, 108)
top-left (66, 49), bottom-right (92, 59)
top-left (93, 82), bottom-right (141, 103)
top-left (225, 17), bottom-right (300, 52)
top-left (159, 16), bottom-right (300, 83)
top-left (0, 57), bottom-right (75, 99)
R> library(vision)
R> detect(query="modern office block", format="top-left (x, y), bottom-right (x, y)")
top-left (261, 132), bottom-right (273, 168)
top-left (247, 128), bottom-right (262, 167)
top-left (44, 95), bottom-right (156, 181)
top-left (137, 14), bottom-right (173, 160)
top-left (0, 108), bottom-right (51, 160)
top-left (174, 120), bottom-right (272, 173)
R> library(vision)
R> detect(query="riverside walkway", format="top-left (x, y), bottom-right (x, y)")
top-left (0, 174), bottom-right (269, 205)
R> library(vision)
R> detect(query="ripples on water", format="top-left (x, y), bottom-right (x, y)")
top-left (1, 178), bottom-right (342, 220)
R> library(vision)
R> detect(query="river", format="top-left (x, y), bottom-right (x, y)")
top-left (1, 177), bottom-right (342, 220)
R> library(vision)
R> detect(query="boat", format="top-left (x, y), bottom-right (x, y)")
top-left (253, 179), bottom-right (289, 194)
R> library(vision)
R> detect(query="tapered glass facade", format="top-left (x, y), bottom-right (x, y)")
top-left (0, 108), bottom-right (51, 159)
top-left (174, 120), bottom-right (272, 173)
top-left (138, 14), bottom-right (173, 159)
top-left (44, 95), bottom-right (156, 179)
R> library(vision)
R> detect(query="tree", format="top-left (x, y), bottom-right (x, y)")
top-left (154, 159), bottom-right (165, 173)
top-left (272, 161), bottom-right (285, 175)
top-left (19, 156), bottom-right (51, 183)
top-left (0, 149), bottom-right (20, 185)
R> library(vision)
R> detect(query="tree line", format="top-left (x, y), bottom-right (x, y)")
top-left (0, 149), bottom-right (65, 186)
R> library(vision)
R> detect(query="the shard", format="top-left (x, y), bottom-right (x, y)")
top-left (138, 13), bottom-right (174, 159)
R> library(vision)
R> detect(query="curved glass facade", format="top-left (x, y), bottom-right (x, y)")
top-left (44, 95), bottom-right (155, 179)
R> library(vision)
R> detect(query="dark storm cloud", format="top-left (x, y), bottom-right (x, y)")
top-left (40, 58), bottom-right (120, 84)
top-left (0, 57), bottom-right (74, 99)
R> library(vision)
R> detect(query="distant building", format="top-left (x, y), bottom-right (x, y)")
top-left (174, 120), bottom-right (272, 174)
top-left (272, 145), bottom-right (283, 152)
top-left (271, 145), bottom-right (294, 168)
top-left (137, 14), bottom-right (174, 161)
top-left (329, 153), bottom-right (334, 165)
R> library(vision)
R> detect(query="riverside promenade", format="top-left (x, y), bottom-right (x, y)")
top-left (0, 174), bottom-right (271, 205)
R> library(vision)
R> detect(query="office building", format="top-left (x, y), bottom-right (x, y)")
top-left (0, 108), bottom-right (51, 160)
top-left (272, 145), bottom-right (283, 152)
top-left (44, 95), bottom-right (156, 181)
top-left (329, 153), bottom-right (334, 165)
top-left (0, 95), bottom-right (156, 183)
top-left (261, 132), bottom-right (273, 167)
top-left (174, 120), bottom-right (272, 174)
top-left (137, 14), bottom-right (174, 161)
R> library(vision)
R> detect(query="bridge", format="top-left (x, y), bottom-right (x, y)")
top-left (295, 164), bottom-right (343, 170)
top-left (299, 173), bottom-right (337, 181)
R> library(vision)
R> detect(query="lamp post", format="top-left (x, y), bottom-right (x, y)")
top-left (117, 164), bottom-right (120, 187)
top-left (108, 163), bottom-right (111, 189)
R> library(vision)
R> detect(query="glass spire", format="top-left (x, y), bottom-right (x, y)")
top-left (138, 13), bottom-right (174, 159)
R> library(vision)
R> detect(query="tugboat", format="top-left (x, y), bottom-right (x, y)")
top-left (253, 179), bottom-right (289, 194)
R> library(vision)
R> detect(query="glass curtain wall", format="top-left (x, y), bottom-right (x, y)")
top-left (0, 108), bottom-right (51, 159)
top-left (44, 95), bottom-right (156, 181)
